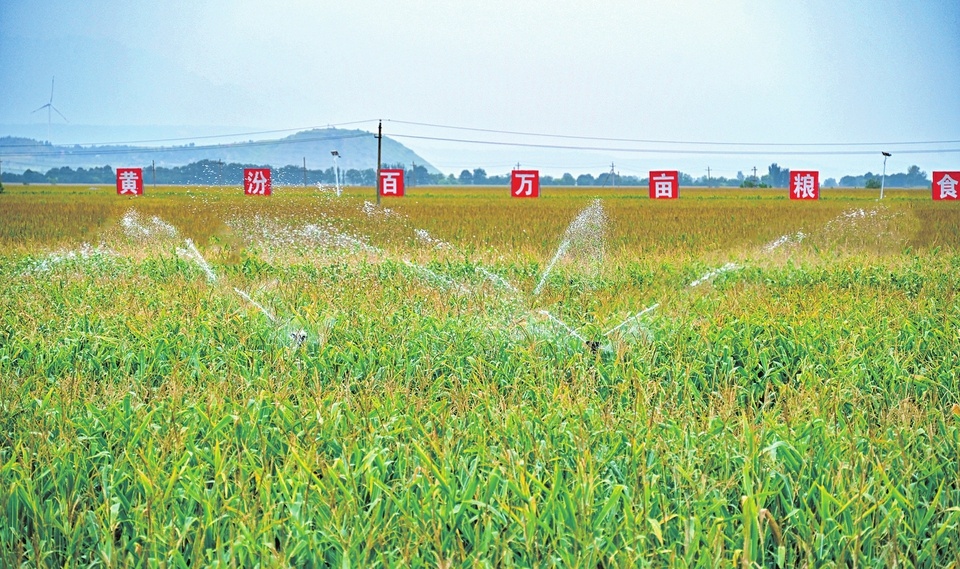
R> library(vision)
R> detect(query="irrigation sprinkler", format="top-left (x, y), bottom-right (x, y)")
top-left (880, 151), bottom-right (891, 200)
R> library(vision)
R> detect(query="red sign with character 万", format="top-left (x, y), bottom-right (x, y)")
top-left (116, 168), bottom-right (143, 195)
top-left (790, 171), bottom-right (819, 200)
top-left (932, 171), bottom-right (960, 201)
top-left (649, 171), bottom-right (678, 199)
top-left (379, 169), bottom-right (405, 197)
top-left (511, 170), bottom-right (539, 198)
top-left (244, 168), bottom-right (271, 195)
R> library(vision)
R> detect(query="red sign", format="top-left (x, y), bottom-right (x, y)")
top-left (116, 168), bottom-right (143, 195)
top-left (511, 170), bottom-right (539, 198)
top-left (932, 171), bottom-right (960, 201)
top-left (649, 171), bottom-right (678, 199)
top-left (379, 169), bottom-right (405, 197)
top-left (243, 168), bottom-right (271, 195)
top-left (790, 171), bottom-right (819, 200)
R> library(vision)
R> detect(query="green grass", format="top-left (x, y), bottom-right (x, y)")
top-left (1, 185), bottom-right (959, 567)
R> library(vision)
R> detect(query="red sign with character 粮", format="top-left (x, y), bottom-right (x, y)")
top-left (790, 171), bottom-right (819, 200)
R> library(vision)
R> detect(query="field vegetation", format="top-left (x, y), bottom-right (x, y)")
top-left (1, 184), bottom-right (958, 567)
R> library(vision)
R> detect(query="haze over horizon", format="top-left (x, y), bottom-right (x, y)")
top-left (1, 0), bottom-right (958, 180)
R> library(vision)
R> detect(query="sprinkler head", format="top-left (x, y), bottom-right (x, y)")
top-left (290, 329), bottom-right (307, 347)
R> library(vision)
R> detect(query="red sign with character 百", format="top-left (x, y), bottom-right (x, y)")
top-left (379, 169), bottom-right (405, 197)
top-left (511, 170), bottom-right (539, 198)
top-left (243, 168), bottom-right (271, 195)
top-left (649, 171), bottom-right (678, 199)
top-left (789, 171), bottom-right (819, 200)
top-left (116, 168), bottom-right (143, 195)
top-left (932, 171), bottom-right (959, 201)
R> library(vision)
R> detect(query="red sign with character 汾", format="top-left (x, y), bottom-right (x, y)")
top-left (649, 171), bottom-right (678, 199)
top-left (790, 171), bottom-right (819, 200)
top-left (511, 170), bottom-right (539, 198)
top-left (932, 171), bottom-right (960, 201)
top-left (116, 168), bottom-right (143, 195)
top-left (379, 169), bottom-right (405, 197)
top-left (243, 168), bottom-right (271, 195)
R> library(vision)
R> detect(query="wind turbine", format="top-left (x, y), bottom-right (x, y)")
top-left (32, 76), bottom-right (68, 141)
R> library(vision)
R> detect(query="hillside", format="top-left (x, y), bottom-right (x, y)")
top-left (0, 128), bottom-right (439, 174)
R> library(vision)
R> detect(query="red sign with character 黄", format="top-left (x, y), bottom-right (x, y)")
top-left (790, 171), bottom-right (819, 200)
top-left (649, 171), bottom-right (678, 199)
top-left (244, 168), bottom-right (271, 195)
top-left (379, 169), bottom-right (405, 197)
top-left (116, 168), bottom-right (143, 195)
top-left (511, 170), bottom-right (539, 198)
top-left (932, 171), bottom-right (960, 201)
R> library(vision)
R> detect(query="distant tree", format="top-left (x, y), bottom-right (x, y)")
top-left (458, 170), bottom-right (473, 185)
top-left (472, 168), bottom-right (487, 185)
top-left (823, 177), bottom-right (838, 188)
top-left (560, 173), bottom-right (575, 186)
top-left (576, 173), bottom-right (595, 186)
top-left (865, 178), bottom-right (881, 189)
top-left (766, 163), bottom-right (790, 187)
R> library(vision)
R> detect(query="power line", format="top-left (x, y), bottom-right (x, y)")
top-left (387, 119), bottom-right (960, 147)
top-left (387, 133), bottom-right (960, 156)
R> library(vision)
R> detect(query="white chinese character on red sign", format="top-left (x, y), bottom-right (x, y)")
top-left (511, 170), bottom-right (539, 198)
top-left (937, 174), bottom-right (957, 199)
top-left (789, 171), bottom-right (819, 200)
top-left (649, 171), bottom-right (678, 199)
top-left (244, 168), bottom-right (271, 195)
top-left (379, 169), bottom-right (405, 197)
top-left (116, 168), bottom-right (143, 195)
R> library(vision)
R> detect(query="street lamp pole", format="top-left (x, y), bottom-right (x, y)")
top-left (880, 151), bottom-right (891, 199)
top-left (330, 151), bottom-right (341, 197)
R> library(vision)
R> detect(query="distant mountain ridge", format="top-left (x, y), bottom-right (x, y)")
top-left (0, 128), bottom-right (439, 174)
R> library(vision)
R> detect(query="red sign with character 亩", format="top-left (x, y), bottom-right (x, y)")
top-left (649, 171), bottom-right (678, 199)
top-left (932, 171), bottom-right (960, 201)
top-left (790, 171), bottom-right (819, 200)
top-left (116, 168), bottom-right (143, 195)
top-left (379, 169), bottom-right (405, 197)
top-left (243, 168), bottom-right (271, 195)
top-left (511, 170), bottom-right (539, 198)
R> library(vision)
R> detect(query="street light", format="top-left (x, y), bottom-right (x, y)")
top-left (330, 151), bottom-right (341, 197)
top-left (880, 151), bottom-right (892, 199)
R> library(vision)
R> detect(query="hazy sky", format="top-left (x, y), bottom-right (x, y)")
top-left (2, 0), bottom-right (958, 178)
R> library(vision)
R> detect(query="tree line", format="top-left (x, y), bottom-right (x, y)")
top-left (0, 160), bottom-right (934, 188)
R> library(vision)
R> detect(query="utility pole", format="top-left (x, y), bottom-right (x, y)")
top-left (376, 120), bottom-right (382, 206)
top-left (303, 157), bottom-right (307, 187)
top-left (752, 166), bottom-right (758, 181)
top-left (411, 161), bottom-right (416, 188)
top-left (152, 159), bottom-right (156, 187)
top-left (706, 166), bottom-right (711, 187)
top-left (610, 162), bottom-right (616, 187)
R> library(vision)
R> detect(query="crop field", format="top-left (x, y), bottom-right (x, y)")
top-left (1, 184), bottom-right (959, 567)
